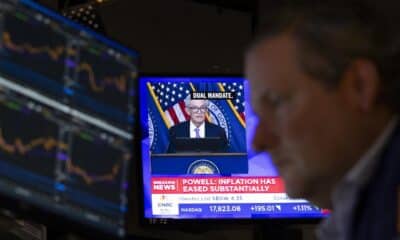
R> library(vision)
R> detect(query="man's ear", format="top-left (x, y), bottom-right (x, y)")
top-left (340, 59), bottom-right (380, 112)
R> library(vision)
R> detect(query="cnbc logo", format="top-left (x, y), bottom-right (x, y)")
top-left (157, 195), bottom-right (173, 207)
top-left (152, 194), bottom-right (179, 215)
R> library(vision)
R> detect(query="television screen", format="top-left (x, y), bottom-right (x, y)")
top-left (140, 76), bottom-right (329, 220)
top-left (0, 0), bottom-right (138, 237)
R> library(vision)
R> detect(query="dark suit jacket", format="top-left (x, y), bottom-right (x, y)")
top-left (166, 121), bottom-right (228, 153)
top-left (350, 124), bottom-right (400, 240)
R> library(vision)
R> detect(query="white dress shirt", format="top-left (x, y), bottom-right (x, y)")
top-left (189, 121), bottom-right (205, 138)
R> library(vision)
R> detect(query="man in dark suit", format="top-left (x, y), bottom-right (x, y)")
top-left (167, 98), bottom-right (228, 153)
top-left (245, 1), bottom-right (400, 239)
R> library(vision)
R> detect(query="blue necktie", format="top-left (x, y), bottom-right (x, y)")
top-left (194, 128), bottom-right (200, 138)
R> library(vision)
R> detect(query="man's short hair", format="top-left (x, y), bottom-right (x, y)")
top-left (184, 95), bottom-right (209, 109)
top-left (252, 0), bottom-right (400, 112)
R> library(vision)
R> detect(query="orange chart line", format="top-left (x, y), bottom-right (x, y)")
top-left (2, 32), bottom-right (128, 93)
top-left (0, 128), bottom-right (68, 155)
top-left (2, 32), bottom-right (65, 61)
top-left (66, 158), bottom-right (121, 185)
top-left (0, 127), bottom-right (122, 185)
top-left (77, 62), bottom-right (128, 93)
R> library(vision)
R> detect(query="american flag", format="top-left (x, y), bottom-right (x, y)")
top-left (150, 82), bottom-right (191, 127)
top-left (148, 79), bottom-right (247, 153)
top-left (150, 81), bottom-right (246, 128)
top-left (221, 82), bottom-right (246, 123)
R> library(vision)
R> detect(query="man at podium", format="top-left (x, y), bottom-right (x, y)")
top-left (166, 98), bottom-right (228, 153)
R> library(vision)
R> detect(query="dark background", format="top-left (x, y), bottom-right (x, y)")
top-left (39, 0), bottom-right (259, 75)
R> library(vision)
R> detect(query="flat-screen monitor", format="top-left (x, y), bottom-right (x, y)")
top-left (0, 0), bottom-right (138, 237)
top-left (140, 76), bottom-right (329, 222)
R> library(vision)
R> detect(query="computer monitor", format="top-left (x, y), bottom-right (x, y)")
top-left (0, 0), bottom-right (138, 238)
top-left (139, 76), bottom-right (329, 223)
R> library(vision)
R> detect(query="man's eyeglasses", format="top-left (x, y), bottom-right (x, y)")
top-left (188, 106), bottom-right (208, 113)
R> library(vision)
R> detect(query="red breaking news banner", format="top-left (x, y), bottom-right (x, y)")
top-left (151, 177), bottom-right (285, 194)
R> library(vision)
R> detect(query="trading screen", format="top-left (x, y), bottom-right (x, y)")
top-left (0, 0), bottom-right (138, 237)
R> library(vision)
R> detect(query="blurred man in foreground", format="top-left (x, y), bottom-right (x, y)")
top-left (245, 1), bottom-right (400, 239)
